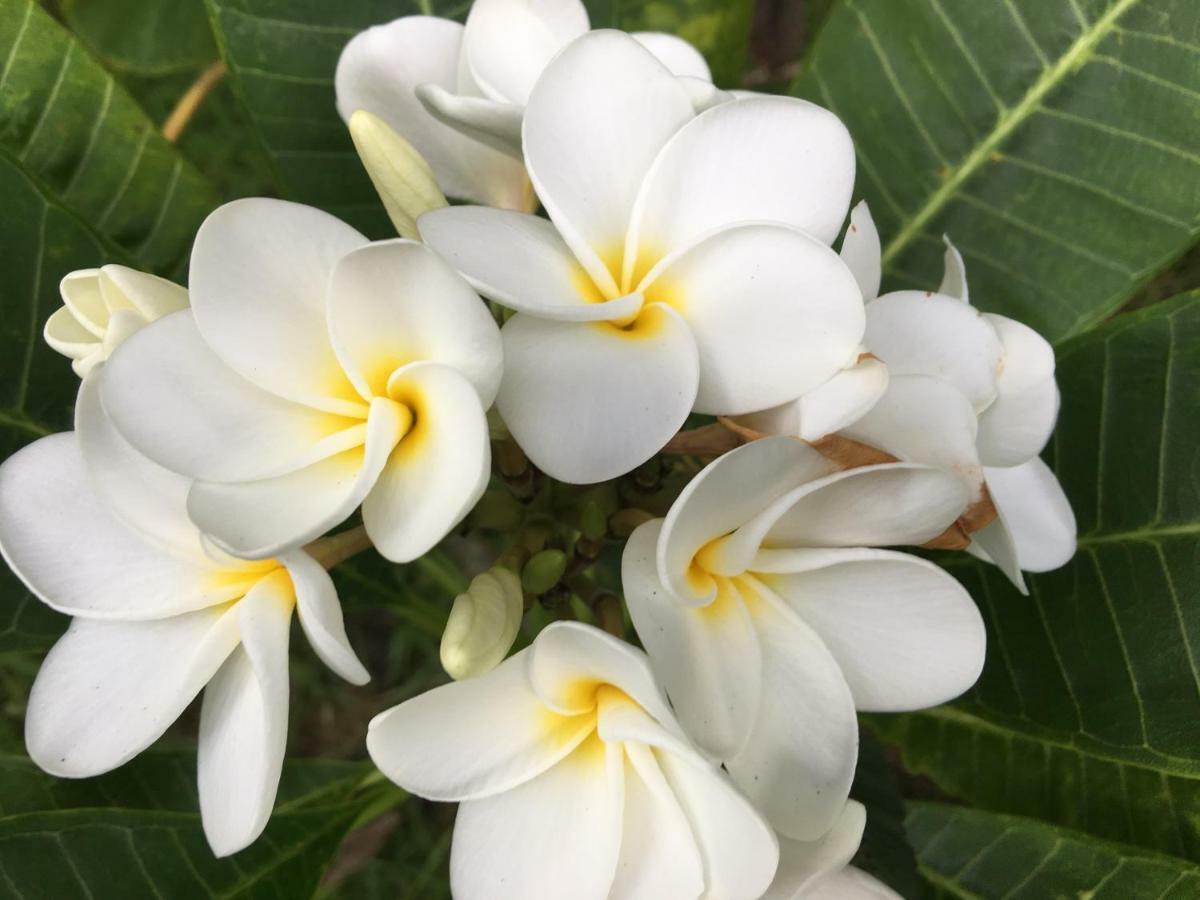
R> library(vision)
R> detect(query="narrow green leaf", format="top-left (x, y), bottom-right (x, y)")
top-left (792, 0), bottom-right (1200, 343)
top-left (907, 803), bottom-right (1200, 898)
top-left (60, 0), bottom-right (217, 75)
top-left (872, 292), bottom-right (1200, 860)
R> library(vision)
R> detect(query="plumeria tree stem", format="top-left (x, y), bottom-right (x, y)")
top-left (305, 525), bottom-right (374, 570)
top-left (162, 60), bottom-right (228, 143)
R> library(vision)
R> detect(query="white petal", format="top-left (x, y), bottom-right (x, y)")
top-left (975, 314), bottom-right (1058, 467)
top-left (25, 605), bottom-right (241, 777)
top-left (632, 32), bottom-right (712, 80)
top-left (865, 292), bottom-right (1002, 411)
top-left (463, 0), bottom-right (588, 105)
top-left (794, 354), bottom-right (889, 440)
top-left (335, 16), bottom-right (529, 208)
top-left (495, 305), bottom-right (699, 484)
top-left (725, 581), bottom-right (857, 840)
top-left (808, 866), bottom-right (903, 899)
top-left (623, 521), bottom-right (761, 759)
top-left (419, 206), bottom-right (641, 322)
top-left (984, 458), bottom-right (1076, 573)
top-left (415, 84), bottom-right (524, 158)
top-left (938, 238), bottom-right (970, 303)
top-left (658, 734), bottom-right (781, 899)
top-left (449, 739), bottom-right (623, 900)
top-left (283, 550), bottom-right (369, 685)
top-left (44, 305), bottom-right (98, 361)
top-left (100, 265), bottom-right (189, 320)
top-left (763, 800), bottom-right (865, 900)
top-left (611, 743), bottom-right (705, 900)
top-left (967, 515), bottom-right (1028, 594)
top-left (188, 397), bottom-right (407, 560)
top-left (189, 198), bottom-right (366, 412)
top-left (839, 201), bottom-right (881, 301)
top-left (59, 269), bottom-right (107, 336)
top-left (627, 95), bottom-right (855, 272)
top-left (756, 547), bottom-right (986, 711)
top-left (658, 436), bottom-right (834, 604)
top-left (523, 30), bottom-right (694, 294)
top-left (642, 223), bottom-right (864, 414)
top-left (363, 363), bottom-right (490, 563)
top-left (367, 650), bottom-right (594, 801)
top-left (102, 311), bottom-right (352, 483)
top-left (198, 577), bottom-right (292, 857)
top-left (326, 239), bottom-right (503, 405)
top-left (0, 433), bottom-right (235, 620)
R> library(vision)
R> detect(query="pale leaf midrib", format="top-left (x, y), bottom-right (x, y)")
top-left (880, 0), bottom-right (1143, 265)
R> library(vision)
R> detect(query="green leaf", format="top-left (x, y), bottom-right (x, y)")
top-left (792, 0), bottom-right (1200, 344)
top-left (907, 803), bottom-right (1200, 898)
top-left (0, 0), bottom-right (217, 272)
top-left (60, 0), bottom-right (217, 75)
top-left (850, 731), bottom-right (925, 898)
top-left (872, 292), bottom-right (1200, 861)
top-left (0, 569), bottom-right (63, 655)
top-left (0, 751), bottom-right (385, 898)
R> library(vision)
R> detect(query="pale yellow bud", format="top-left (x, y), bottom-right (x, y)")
top-left (440, 567), bottom-right (523, 680)
top-left (348, 109), bottom-right (448, 240)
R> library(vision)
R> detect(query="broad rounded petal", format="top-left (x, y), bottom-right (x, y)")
top-left (756, 547), bottom-right (986, 711)
top-left (0, 433), bottom-right (237, 620)
top-left (975, 314), bottom-right (1058, 466)
top-left (623, 522), bottom-right (762, 758)
top-left (627, 95), bottom-right (855, 271)
top-left (189, 198), bottom-right (366, 412)
top-left (103, 312), bottom-right (353, 483)
top-left (198, 578), bottom-right (292, 857)
top-left (283, 550), bottom-right (369, 685)
top-left (658, 731), bottom-right (781, 899)
top-left (366, 650), bottom-right (594, 802)
top-left (335, 16), bottom-right (528, 208)
top-left (808, 866), bottom-right (903, 899)
top-left (643, 224), bottom-right (865, 414)
top-left (839, 201), bottom-right (881, 301)
top-left (725, 582), bottom-right (857, 840)
top-left (865, 292), bottom-right (1002, 411)
top-left (327, 239), bottom-right (503, 404)
top-left (611, 743), bottom-right (705, 900)
top-left (450, 740), bottom-right (623, 900)
top-left (419, 206), bottom-right (640, 322)
top-left (463, 0), bottom-right (588, 105)
top-left (678, 75), bottom-right (733, 113)
top-left (794, 354), bottom-right (889, 440)
top-left (100, 265), bottom-right (189, 320)
top-left (363, 363), bottom-right (490, 562)
top-left (188, 397), bottom-right (407, 560)
top-left (763, 799), bottom-right (865, 900)
top-left (416, 83), bottom-right (523, 158)
top-left (25, 605), bottom-right (241, 777)
top-left (658, 436), bottom-right (834, 604)
top-left (984, 458), bottom-right (1076, 573)
top-left (523, 30), bottom-right (694, 294)
top-left (632, 32), bottom-right (712, 80)
top-left (842, 374), bottom-right (983, 500)
top-left (496, 306), bottom-right (699, 484)
top-left (938, 238), bottom-right (970, 303)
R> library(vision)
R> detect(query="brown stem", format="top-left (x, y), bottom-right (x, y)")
top-left (162, 60), bottom-right (227, 143)
top-left (305, 525), bottom-right (373, 570)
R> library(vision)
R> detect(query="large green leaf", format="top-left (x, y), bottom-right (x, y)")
top-left (872, 292), bottom-right (1200, 860)
top-left (906, 803), bottom-right (1200, 898)
top-left (0, 751), bottom-right (387, 898)
top-left (850, 731), bottom-right (925, 897)
top-left (0, 0), bottom-right (217, 272)
top-left (792, 0), bottom-right (1200, 344)
top-left (60, 0), bottom-right (217, 75)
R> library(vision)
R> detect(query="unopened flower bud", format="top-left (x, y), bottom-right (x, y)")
top-left (521, 549), bottom-right (567, 596)
top-left (440, 568), bottom-right (523, 680)
top-left (348, 109), bottom-right (448, 240)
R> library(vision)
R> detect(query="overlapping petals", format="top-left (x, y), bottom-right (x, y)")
top-left (623, 437), bottom-right (985, 839)
top-left (367, 621), bottom-right (779, 899)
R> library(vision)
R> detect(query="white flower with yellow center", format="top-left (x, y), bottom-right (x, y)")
top-left (0, 377), bottom-right (368, 857)
top-left (622, 436), bottom-right (986, 840)
top-left (99, 198), bottom-right (502, 563)
top-left (420, 30), bottom-right (865, 483)
top-left (367, 621), bottom-right (780, 899)
top-left (43, 264), bottom-right (188, 378)
top-left (335, 0), bottom-right (713, 211)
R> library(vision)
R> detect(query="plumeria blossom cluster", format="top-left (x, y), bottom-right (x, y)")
top-left (0, 0), bottom-right (1078, 895)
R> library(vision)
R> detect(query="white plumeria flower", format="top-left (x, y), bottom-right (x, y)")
top-left (843, 240), bottom-right (1076, 588)
top-left (99, 198), bottom-right (502, 563)
top-left (367, 620), bottom-right (780, 899)
top-left (420, 30), bottom-right (864, 483)
top-left (43, 265), bottom-right (188, 378)
top-left (335, 0), bottom-right (713, 210)
top-left (622, 436), bottom-right (985, 840)
top-left (0, 376), bottom-right (368, 857)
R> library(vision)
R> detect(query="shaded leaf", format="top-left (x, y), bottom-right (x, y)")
top-left (60, 0), bottom-right (217, 75)
top-left (851, 730), bottom-right (926, 898)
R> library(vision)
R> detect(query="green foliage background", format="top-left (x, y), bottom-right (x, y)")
top-left (0, 0), bottom-right (1196, 896)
